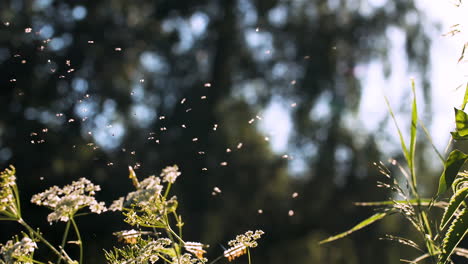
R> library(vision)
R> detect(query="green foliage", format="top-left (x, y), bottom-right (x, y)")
top-left (450, 108), bottom-right (468, 140)
top-left (437, 150), bottom-right (468, 195)
top-left (440, 208), bottom-right (468, 264)
top-left (321, 81), bottom-right (468, 263)
top-left (319, 212), bottom-right (388, 245)
top-left (440, 186), bottom-right (468, 230)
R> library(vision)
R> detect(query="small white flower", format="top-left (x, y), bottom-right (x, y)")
top-left (160, 165), bottom-right (181, 184)
top-left (31, 178), bottom-right (106, 223)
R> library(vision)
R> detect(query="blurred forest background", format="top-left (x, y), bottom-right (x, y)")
top-left (0, 0), bottom-right (443, 263)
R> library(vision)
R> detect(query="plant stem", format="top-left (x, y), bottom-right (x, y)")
top-left (70, 217), bottom-right (83, 264)
top-left (57, 221), bottom-right (71, 264)
top-left (17, 218), bottom-right (74, 264)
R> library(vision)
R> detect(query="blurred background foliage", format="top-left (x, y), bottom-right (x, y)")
top-left (0, 0), bottom-right (437, 263)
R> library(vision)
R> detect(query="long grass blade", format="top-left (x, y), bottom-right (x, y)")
top-left (319, 212), bottom-right (388, 244)
top-left (384, 95), bottom-right (410, 164)
top-left (418, 117), bottom-right (444, 163)
top-left (409, 80), bottom-right (418, 187)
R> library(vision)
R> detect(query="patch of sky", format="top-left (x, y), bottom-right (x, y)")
top-left (162, 17), bottom-right (194, 54)
top-left (288, 142), bottom-right (318, 177)
top-left (237, 0), bottom-right (257, 26)
top-left (33, 0), bottom-right (53, 10)
top-left (288, 156), bottom-right (309, 177)
top-left (189, 12), bottom-right (208, 36)
top-left (91, 99), bottom-right (125, 150)
top-left (309, 91), bottom-right (332, 121)
top-left (244, 29), bottom-right (274, 61)
top-left (334, 145), bottom-right (352, 187)
top-left (268, 4), bottom-right (287, 27)
top-left (131, 104), bottom-right (156, 128)
top-left (72, 6), bottom-right (87, 21)
top-left (271, 63), bottom-right (288, 80)
top-left (326, 0), bottom-right (341, 12)
top-left (72, 78), bottom-right (89, 93)
top-left (39, 24), bottom-right (54, 39)
top-left (39, 111), bottom-right (64, 126)
top-left (74, 99), bottom-right (97, 119)
top-left (140, 52), bottom-right (169, 73)
top-left (130, 84), bottom-right (145, 102)
top-left (232, 79), bottom-right (266, 105)
top-left (369, 0), bottom-right (387, 9)
top-left (49, 34), bottom-right (73, 51)
top-left (258, 99), bottom-right (292, 153)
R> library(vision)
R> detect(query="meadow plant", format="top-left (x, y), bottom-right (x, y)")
top-left (0, 165), bottom-right (264, 264)
top-left (320, 3), bottom-right (468, 262)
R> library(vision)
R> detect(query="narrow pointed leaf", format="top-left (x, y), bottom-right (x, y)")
top-left (384, 96), bottom-right (409, 162)
top-left (319, 212), bottom-right (387, 244)
top-left (439, 208), bottom-right (468, 264)
top-left (354, 199), bottom-right (433, 207)
top-left (440, 187), bottom-right (468, 230)
top-left (437, 150), bottom-right (468, 195)
top-left (409, 80), bottom-right (417, 168)
top-left (461, 83), bottom-right (468, 110)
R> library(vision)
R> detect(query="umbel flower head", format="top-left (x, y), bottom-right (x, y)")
top-left (160, 165), bottom-right (181, 184)
top-left (0, 165), bottom-right (20, 219)
top-left (224, 230), bottom-right (264, 262)
top-left (0, 235), bottom-right (37, 264)
top-left (31, 178), bottom-right (107, 222)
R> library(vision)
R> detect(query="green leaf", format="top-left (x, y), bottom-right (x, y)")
top-left (384, 96), bottom-right (409, 163)
top-left (453, 175), bottom-right (468, 192)
top-left (319, 212), bottom-right (387, 244)
top-left (407, 81), bottom-right (419, 190)
top-left (354, 199), bottom-right (433, 207)
top-left (409, 80), bottom-right (417, 169)
top-left (437, 150), bottom-right (468, 195)
top-left (452, 108), bottom-right (468, 140)
top-left (461, 83), bottom-right (468, 110)
top-left (440, 187), bottom-right (468, 230)
top-left (439, 208), bottom-right (468, 264)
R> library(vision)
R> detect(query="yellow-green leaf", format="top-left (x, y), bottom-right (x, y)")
top-left (437, 150), bottom-right (468, 195)
top-left (319, 212), bottom-right (387, 244)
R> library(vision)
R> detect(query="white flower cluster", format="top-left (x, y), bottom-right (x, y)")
top-left (227, 230), bottom-right (264, 249)
top-left (106, 238), bottom-right (172, 264)
top-left (160, 165), bottom-right (181, 184)
top-left (0, 236), bottom-right (37, 264)
top-left (125, 175), bottom-right (163, 207)
top-left (31, 178), bottom-right (107, 222)
top-left (0, 166), bottom-right (17, 215)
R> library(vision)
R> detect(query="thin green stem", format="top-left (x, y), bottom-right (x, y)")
top-left (70, 217), bottom-right (83, 264)
top-left (172, 212), bottom-right (183, 239)
top-left (158, 253), bottom-right (172, 263)
top-left (57, 221), bottom-right (71, 264)
top-left (12, 184), bottom-right (21, 218)
top-left (247, 248), bottom-right (252, 264)
top-left (17, 218), bottom-right (74, 264)
top-left (164, 183), bottom-right (172, 199)
top-left (163, 213), bottom-right (181, 260)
